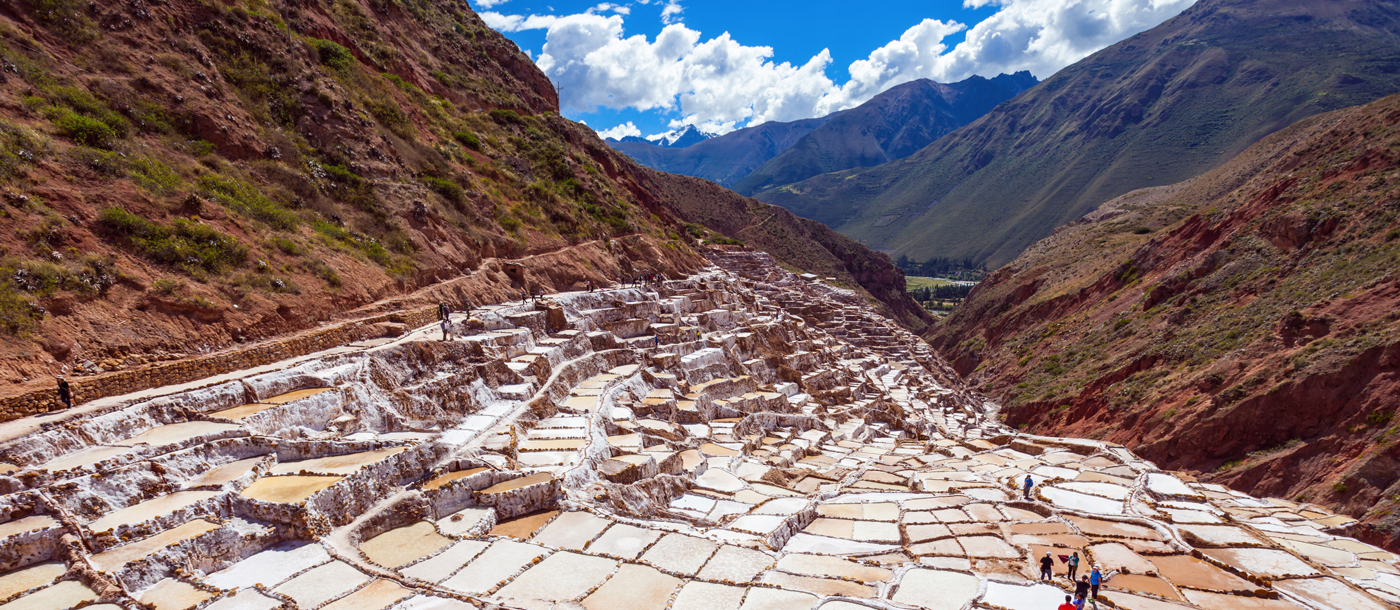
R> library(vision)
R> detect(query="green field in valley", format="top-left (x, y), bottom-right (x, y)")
top-left (905, 276), bottom-right (957, 290)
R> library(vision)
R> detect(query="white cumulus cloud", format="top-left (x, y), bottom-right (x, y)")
top-left (596, 121), bottom-right (642, 140)
top-left (492, 0), bottom-right (1195, 135)
top-left (475, 0), bottom-right (510, 8)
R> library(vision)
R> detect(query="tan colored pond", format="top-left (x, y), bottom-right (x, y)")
top-left (1150, 554), bottom-right (1255, 593)
top-left (138, 578), bottom-right (211, 610)
top-left (240, 475), bottom-right (343, 503)
top-left (38, 446), bottom-right (131, 472)
top-left (1106, 574), bottom-right (1181, 600)
top-left (90, 519), bottom-right (221, 571)
top-left (0, 515), bottom-right (58, 540)
top-left (1066, 515), bottom-right (1161, 540)
top-left (208, 403), bottom-right (277, 420)
top-left (321, 579), bottom-right (411, 610)
top-left (262, 387), bottom-right (335, 404)
top-left (422, 468), bottom-right (489, 491)
top-left (480, 472), bottom-right (553, 494)
top-left (490, 511), bottom-right (560, 539)
top-left (1, 580), bottom-right (96, 610)
top-left (0, 562), bottom-right (65, 600)
top-left (183, 457), bottom-right (263, 489)
top-left (89, 490), bottom-right (220, 532)
top-left (361, 521), bottom-right (451, 567)
top-left (582, 563), bottom-right (679, 610)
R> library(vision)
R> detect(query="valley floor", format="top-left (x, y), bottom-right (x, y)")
top-left (0, 252), bottom-right (1389, 610)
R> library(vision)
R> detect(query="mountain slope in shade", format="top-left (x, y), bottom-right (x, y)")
top-left (732, 72), bottom-right (1036, 196)
top-left (606, 115), bottom-right (838, 187)
top-left (931, 93), bottom-right (1400, 547)
top-left (758, 0), bottom-right (1400, 267)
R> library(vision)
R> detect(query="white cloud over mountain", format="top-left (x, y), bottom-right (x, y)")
top-left (495, 0), bottom-right (1195, 136)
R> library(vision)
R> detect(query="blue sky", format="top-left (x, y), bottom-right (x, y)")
top-left (478, 0), bottom-right (1195, 139)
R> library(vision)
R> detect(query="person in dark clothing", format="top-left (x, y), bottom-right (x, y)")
top-left (1075, 576), bottom-right (1092, 605)
top-left (1039, 552), bottom-right (1054, 581)
top-left (438, 302), bottom-right (448, 321)
top-left (56, 376), bottom-right (71, 410)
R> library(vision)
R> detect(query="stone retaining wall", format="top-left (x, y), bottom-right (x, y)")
top-left (0, 305), bottom-right (441, 423)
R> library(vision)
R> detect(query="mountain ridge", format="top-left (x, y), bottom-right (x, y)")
top-left (756, 0), bottom-right (1400, 267)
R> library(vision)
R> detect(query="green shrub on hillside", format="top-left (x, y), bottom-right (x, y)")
top-left (97, 208), bottom-right (247, 275)
top-left (307, 37), bottom-right (355, 71)
top-left (199, 174), bottom-right (298, 230)
top-left (423, 176), bottom-right (464, 204)
top-left (0, 121), bottom-right (49, 182)
top-left (53, 112), bottom-right (116, 148)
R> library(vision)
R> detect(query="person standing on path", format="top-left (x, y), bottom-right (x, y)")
top-left (1039, 552), bottom-right (1054, 581)
top-left (1023, 474), bottom-right (1034, 500)
top-left (1057, 595), bottom-right (1076, 610)
top-left (1075, 576), bottom-right (1092, 605)
top-left (440, 318), bottom-right (452, 341)
top-left (55, 376), bottom-right (72, 410)
top-left (1067, 552), bottom-right (1080, 581)
top-left (1089, 565), bottom-right (1102, 600)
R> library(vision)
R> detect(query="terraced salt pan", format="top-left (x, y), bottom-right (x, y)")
top-left (582, 563), bottom-right (679, 610)
top-left (204, 542), bottom-right (330, 589)
top-left (672, 581), bottom-right (747, 610)
top-left (760, 571), bottom-right (873, 598)
top-left (891, 568), bottom-right (979, 610)
top-left (738, 587), bottom-right (817, 610)
top-left (1272, 577), bottom-right (1393, 610)
top-left (1106, 574), bottom-right (1182, 600)
top-left (1278, 539), bottom-right (1356, 566)
top-left (440, 540), bottom-right (548, 595)
top-left (120, 421), bottom-right (242, 447)
top-left (322, 579), bottom-right (412, 610)
top-left (89, 490), bottom-right (219, 532)
top-left (1090, 542), bottom-right (1158, 575)
top-left (1201, 547), bottom-right (1318, 578)
top-left (360, 521), bottom-right (452, 568)
top-left (89, 519), bottom-right (221, 571)
top-left (1178, 589), bottom-right (1302, 609)
top-left (138, 578), bottom-right (211, 610)
top-left (490, 511), bottom-right (558, 539)
top-left (183, 457), bottom-right (263, 489)
top-left (1041, 487), bottom-right (1124, 514)
top-left (981, 581), bottom-right (1070, 610)
top-left (495, 551), bottom-right (617, 603)
top-left (0, 580), bottom-right (97, 610)
top-left (269, 447), bottom-right (407, 475)
top-left (1058, 481), bottom-right (1132, 500)
top-left (420, 468), bottom-right (489, 491)
top-left (641, 533), bottom-right (718, 576)
top-left (270, 561), bottom-right (369, 608)
top-left (240, 475), bottom-right (342, 503)
top-left (202, 591), bottom-right (283, 610)
top-left (0, 562), bottom-right (65, 600)
top-left (530, 511), bottom-right (611, 551)
top-left (1150, 554), bottom-right (1255, 593)
top-left (774, 554), bottom-right (891, 582)
top-left (36, 446), bottom-right (131, 472)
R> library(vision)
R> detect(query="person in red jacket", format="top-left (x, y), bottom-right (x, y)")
top-left (1058, 594), bottom-right (1077, 610)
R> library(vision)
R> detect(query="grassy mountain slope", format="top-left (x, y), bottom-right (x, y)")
top-left (732, 73), bottom-right (1035, 196)
top-left (605, 114), bottom-right (837, 188)
top-left (758, 0), bottom-right (1400, 267)
top-left (931, 93), bottom-right (1400, 547)
top-left (0, 0), bottom-right (927, 391)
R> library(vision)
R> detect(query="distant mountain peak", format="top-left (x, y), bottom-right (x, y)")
top-left (648, 125), bottom-right (716, 148)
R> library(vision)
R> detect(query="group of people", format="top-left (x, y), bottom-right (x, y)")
top-left (628, 273), bottom-right (665, 288)
top-left (1041, 551), bottom-right (1102, 609)
top-left (439, 300), bottom-right (470, 341)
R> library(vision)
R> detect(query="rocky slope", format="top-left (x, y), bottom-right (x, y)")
top-left (931, 92), bottom-right (1400, 549)
top-left (0, 0), bottom-right (924, 394)
top-left (758, 0), bottom-right (1400, 267)
top-left (732, 72), bottom-right (1036, 196)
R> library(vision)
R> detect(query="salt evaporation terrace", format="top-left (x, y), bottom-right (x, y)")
top-left (0, 251), bottom-right (1393, 610)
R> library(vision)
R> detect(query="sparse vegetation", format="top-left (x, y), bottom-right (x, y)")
top-left (97, 208), bottom-right (247, 276)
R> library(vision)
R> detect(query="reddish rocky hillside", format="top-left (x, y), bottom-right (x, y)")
top-left (931, 93), bottom-right (1400, 548)
top-left (0, 0), bottom-right (926, 395)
